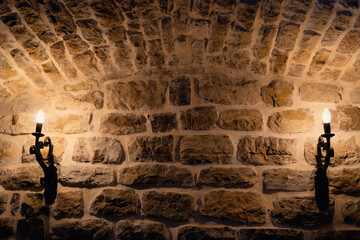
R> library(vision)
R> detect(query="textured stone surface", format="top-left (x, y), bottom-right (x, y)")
top-left (59, 165), bottom-right (115, 188)
top-left (0, 192), bottom-right (7, 215)
top-left (299, 83), bottom-right (342, 103)
top-left (0, 166), bottom-right (43, 190)
top-left (337, 30), bottom-right (360, 54)
top-left (335, 106), bottom-right (360, 131)
top-left (271, 197), bottom-right (334, 227)
top-left (181, 106), bottom-right (218, 130)
top-left (329, 167), bottom-right (360, 195)
top-left (261, 80), bottom-right (294, 107)
top-left (195, 75), bottom-right (261, 105)
top-left (142, 191), bottom-right (196, 221)
top-left (180, 135), bottom-right (233, 165)
top-left (304, 137), bottom-right (360, 166)
top-left (170, 76), bottom-right (191, 106)
top-left (275, 20), bottom-right (300, 51)
top-left (0, 138), bottom-right (17, 165)
top-left (218, 109), bottom-right (263, 131)
top-left (201, 190), bottom-right (266, 223)
top-left (17, 218), bottom-right (44, 240)
top-left (263, 168), bottom-right (314, 193)
top-left (10, 193), bottom-right (19, 216)
top-left (90, 189), bottom-right (138, 217)
top-left (51, 219), bottom-right (111, 240)
top-left (21, 193), bottom-right (48, 217)
top-left (253, 24), bottom-right (277, 59)
top-left (150, 113), bottom-right (177, 133)
top-left (178, 226), bottom-right (236, 240)
top-left (118, 164), bottom-right (194, 187)
top-left (100, 113), bottom-right (147, 135)
top-left (311, 231), bottom-right (360, 240)
top-left (237, 136), bottom-right (296, 165)
top-left (268, 109), bottom-right (314, 133)
top-left (47, 113), bottom-right (93, 134)
top-left (239, 229), bottom-right (304, 240)
top-left (53, 191), bottom-right (84, 219)
top-left (294, 30), bottom-right (321, 63)
top-left (115, 220), bottom-right (169, 240)
top-left (128, 135), bottom-right (173, 162)
top-left (341, 200), bottom-right (360, 226)
top-left (198, 167), bottom-right (257, 187)
top-left (0, 218), bottom-right (14, 239)
top-left (106, 80), bottom-right (168, 110)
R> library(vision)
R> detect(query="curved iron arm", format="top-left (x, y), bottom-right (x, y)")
top-left (30, 133), bottom-right (58, 205)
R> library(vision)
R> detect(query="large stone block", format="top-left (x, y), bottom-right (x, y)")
top-left (150, 113), bottom-right (177, 133)
top-left (275, 20), bottom-right (300, 51)
top-left (308, 48), bottom-right (331, 75)
top-left (253, 24), bottom-right (277, 59)
top-left (261, 80), bottom-right (294, 107)
top-left (142, 191), bottom-right (196, 221)
top-left (334, 106), bottom-right (360, 131)
top-left (128, 135), bottom-right (173, 162)
top-left (294, 30), bottom-right (321, 63)
top-left (341, 200), bottom-right (360, 226)
top-left (299, 83), bottom-right (342, 102)
top-left (17, 218), bottom-right (44, 240)
top-left (271, 48), bottom-right (288, 74)
top-left (21, 193), bottom-right (48, 217)
top-left (53, 190), bottom-right (84, 219)
top-left (268, 109), bottom-right (314, 133)
top-left (322, 11), bottom-right (352, 47)
top-left (170, 76), bottom-right (191, 106)
top-left (237, 136), bottom-right (296, 165)
top-left (304, 137), bottom-right (360, 166)
top-left (0, 166), bottom-right (43, 191)
top-left (106, 80), bottom-right (168, 110)
top-left (90, 189), bottom-right (138, 217)
top-left (178, 226), bottom-right (236, 240)
top-left (218, 109), bottom-right (262, 131)
top-left (100, 113), bottom-right (147, 135)
top-left (195, 75), bottom-right (261, 105)
top-left (115, 220), bottom-right (169, 240)
top-left (59, 165), bottom-right (115, 188)
top-left (51, 219), bottom-right (111, 240)
top-left (181, 106), bottom-right (218, 130)
top-left (271, 196), bottom-right (334, 227)
top-left (180, 135), bottom-right (233, 165)
top-left (198, 167), bottom-right (257, 187)
top-left (261, 0), bottom-right (282, 23)
top-left (76, 19), bottom-right (105, 45)
top-left (201, 190), bottom-right (266, 224)
top-left (118, 164), bottom-right (194, 187)
top-left (263, 168), bottom-right (314, 193)
top-left (239, 229), bottom-right (304, 240)
top-left (282, 0), bottom-right (310, 23)
top-left (0, 137), bottom-right (17, 166)
top-left (47, 113), bottom-right (93, 134)
top-left (337, 30), bottom-right (360, 54)
top-left (329, 167), bottom-right (360, 194)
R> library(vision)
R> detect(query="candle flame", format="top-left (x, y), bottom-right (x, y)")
top-left (36, 109), bottom-right (45, 123)
top-left (322, 108), bottom-right (331, 124)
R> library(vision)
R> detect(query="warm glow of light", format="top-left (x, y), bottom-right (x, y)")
top-left (322, 108), bottom-right (331, 123)
top-left (36, 109), bottom-right (45, 123)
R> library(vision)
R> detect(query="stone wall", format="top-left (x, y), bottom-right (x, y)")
top-left (0, 0), bottom-right (360, 239)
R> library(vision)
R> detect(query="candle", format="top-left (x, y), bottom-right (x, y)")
top-left (322, 108), bottom-right (331, 134)
top-left (35, 109), bottom-right (45, 133)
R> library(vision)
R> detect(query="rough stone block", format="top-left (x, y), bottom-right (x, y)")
top-left (207, 13), bottom-right (231, 52)
top-left (334, 106), bottom-right (360, 131)
top-left (90, 189), bottom-right (138, 217)
top-left (341, 200), bottom-right (360, 226)
top-left (239, 229), bottom-right (304, 240)
top-left (329, 167), bottom-right (360, 194)
top-left (51, 219), bottom-right (111, 240)
top-left (263, 168), bottom-right (314, 193)
top-left (142, 191), bottom-right (196, 221)
top-left (261, 80), bottom-right (293, 107)
top-left (150, 113), bottom-right (177, 133)
top-left (47, 113), bottom-right (93, 134)
top-left (10, 193), bottom-right (19, 216)
top-left (224, 48), bottom-right (250, 71)
top-left (53, 190), bottom-right (84, 219)
top-left (283, 0), bottom-right (310, 23)
top-left (261, 0), bottom-right (282, 23)
top-left (271, 196), bottom-right (334, 227)
top-left (100, 113), bottom-right (147, 135)
top-left (198, 167), bottom-right (257, 187)
top-left (128, 135), bottom-right (173, 162)
top-left (178, 226), bottom-right (236, 240)
top-left (308, 48), bottom-right (331, 75)
top-left (218, 109), bottom-right (262, 131)
top-left (253, 25), bottom-right (277, 59)
top-left (294, 30), bottom-right (321, 63)
top-left (271, 48), bottom-right (288, 75)
top-left (0, 138), bottom-right (17, 166)
top-left (237, 136), bottom-right (296, 165)
top-left (268, 109), bottom-right (314, 133)
top-left (320, 68), bottom-right (341, 81)
top-left (340, 66), bottom-right (360, 83)
top-left (299, 83), bottom-right (342, 103)
top-left (181, 106), bottom-right (218, 130)
top-left (59, 165), bottom-right (115, 188)
top-left (76, 19), bottom-right (105, 45)
top-left (17, 218), bottom-right (44, 240)
top-left (21, 193), bottom-right (48, 217)
top-left (0, 218), bottom-right (14, 239)
top-left (106, 80), bottom-right (168, 110)
top-left (201, 190), bottom-right (266, 224)
top-left (180, 135), bottom-right (233, 164)
top-left (118, 164), bottom-right (195, 187)
top-left (169, 76), bottom-right (190, 106)
top-left (337, 30), bottom-right (360, 54)
top-left (311, 230), bottom-right (360, 240)
top-left (115, 220), bottom-right (169, 240)
top-left (0, 192), bottom-right (7, 215)
top-left (195, 74), bottom-right (260, 105)
top-left (0, 166), bottom-right (43, 191)
top-left (275, 20), bottom-right (300, 51)
top-left (304, 137), bottom-right (360, 166)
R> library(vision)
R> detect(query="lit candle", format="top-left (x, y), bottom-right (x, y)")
top-left (36, 109), bottom-right (45, 133)
top-left (322, 108), bottom-right (331, 134)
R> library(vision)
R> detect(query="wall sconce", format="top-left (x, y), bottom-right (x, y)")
top-left (29, 110), bottom-right (57, 205)
top-left (315, 108), bottom-right (335, 211)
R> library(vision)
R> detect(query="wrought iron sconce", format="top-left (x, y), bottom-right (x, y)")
top-left (29, 110), bottom-right (57, 205)
top-left (315, 108), bottom-right (335, 211)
